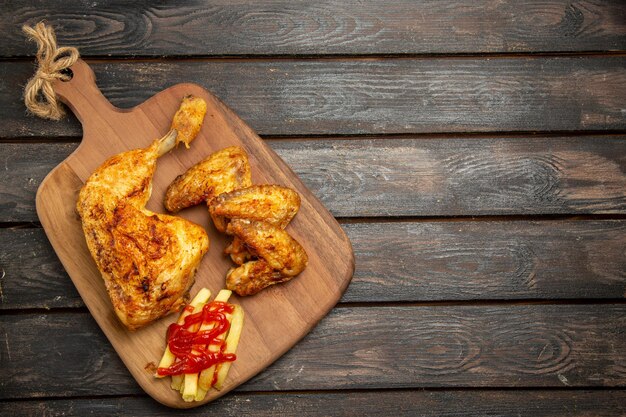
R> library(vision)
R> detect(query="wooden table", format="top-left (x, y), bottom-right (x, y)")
top-left (1, 2), bottom-right (625, 415)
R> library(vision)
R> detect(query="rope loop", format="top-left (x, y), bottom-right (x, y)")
top-left (22, 22), bottom-right (79, 120)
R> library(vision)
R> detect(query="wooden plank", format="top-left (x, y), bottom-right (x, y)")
top-left (1, 220), bottom-right (625, 309)
top-left (274, 137), bottom-right (626, 217)
top-left (1, 306), bottom-right (624, 398)
top-left (0, 144), bottom-right (76, 223)
top-left (343, 220), bottom-right (626, 301)
top-left (0, 228), bottom-right (82, 309)
top-left (1, 390), bottom-right (625, 416)
top-left (3, 1), bottom-right (625, 57)
top-left (2, 57), bottom-right (625, 138)
top-left (2, 136), bottom-right (625, 222)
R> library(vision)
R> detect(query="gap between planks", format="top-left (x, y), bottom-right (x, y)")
top-left (3, 130), bottom-right (626, 144)
top-left (1, 386), bottom-right (625, 404)
top-left (3, 298), bottom-right (625, 315)
top-left (2, 213), bottom-right (626, 230)
top-left (3, 51), bottom-right (626, 63)
top-left (10, 210), bottom-right (626, 228)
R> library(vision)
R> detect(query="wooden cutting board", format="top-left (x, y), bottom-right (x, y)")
top-left (35, 59), bottom-right (354, 408)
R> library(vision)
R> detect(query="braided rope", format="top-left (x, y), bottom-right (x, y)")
top-left (22, 22), bottom-right (79, 120)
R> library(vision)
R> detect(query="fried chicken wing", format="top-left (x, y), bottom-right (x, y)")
top-left (76, 97), bottom-right (210, 330)
top-left (209, 184), bottom-right (300, 232)
top-left (164, 146), bottom-right (252, 213)
top-left (225, 219), bottom-right (308, 296)
top-left (210, 185), bottom-right (300, 264)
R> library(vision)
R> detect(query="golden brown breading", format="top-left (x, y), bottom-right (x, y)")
top-left (92, 202), bottom-right (208, 329)
top-left (163, 146), bottom-right (252, 213)
top-left (225, 260), bottom-right (277, 296)
top-left (225, 219), bottom-right (308, 296)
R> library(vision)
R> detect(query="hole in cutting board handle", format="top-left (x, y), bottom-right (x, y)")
top-left (60, 67), bottom-right (74, 81)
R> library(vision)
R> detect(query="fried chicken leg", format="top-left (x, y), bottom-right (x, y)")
top-left (76, 97), bottom-right (209, 330)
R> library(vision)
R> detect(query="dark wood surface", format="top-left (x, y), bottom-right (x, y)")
top-left (1, 1), bottom-right (625, 415)
top-left (2, 391), bottom-right (625, 417)
top-left (3, 58), bottom-right (626, 137)
top-left (2, 1), bottom-right (625, 56)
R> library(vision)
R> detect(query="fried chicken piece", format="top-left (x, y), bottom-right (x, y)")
top-left (209, 184), bottom-right (300, 232)
top-left (171, 95), bottom-right (207, 148)
top-left (164, 146), bottom-right (252, 213)
top-left (225, 219), bottom-right (308, 296)
top-left (209, 185), bottom-right (300, 264)
top-left (76, 97), bottom-right (210, 330)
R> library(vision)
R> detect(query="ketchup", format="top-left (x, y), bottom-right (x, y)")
top-left (157, 301), bottom-right (236, 376)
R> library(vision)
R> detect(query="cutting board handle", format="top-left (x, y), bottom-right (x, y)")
top-left (53, 59), bottom-right (119, 126)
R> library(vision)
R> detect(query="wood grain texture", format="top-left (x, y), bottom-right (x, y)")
top-left (2, 57), bottom-right (625, 138)
top-left (1, 306), bottom-right (625, 398)
top-left (0, 143), bottom-right (74, 222)
top-left (1, 220), bottom-right (625, 309)
top-left (2, 0), bottom-right (625, 414)
top-left (275, 137), bottom-right (626, 217)
top-left (3, 135), bottom-right (625, 222)
top-left (2, 390), bottom-right (625, 417)
top-left (33, 59), bottom-right (353, 408)
top-left (3, 0), bottom-right (625, 57)
top-left (343, 220), bottom-right (626, 302)
top-left (0, 228), bottom-right (83, 309)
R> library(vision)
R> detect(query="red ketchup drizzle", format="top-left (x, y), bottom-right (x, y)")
top-left (157, 301), bottom-right (236, 376)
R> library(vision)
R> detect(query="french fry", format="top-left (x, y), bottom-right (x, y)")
top-left (156, 288), bottom-right (211, 377)
top-left (214, 304), bottom-right (244, 390)
top-left (195, 290), bottom-right (233, 396)
top-left (162, 288), bottom-right (211, 391)
top-left (181, 372), bottom-right (199, 402)
top-left (195, 303), bottom-right (243, 400)
top-left (171, 374), bottom-right (183, 392)
top-left (213, 289), bottom-right (232, 303)
top-left (182, 289), bottom-right (232, 401)
top-left (195, 386), bottom-right (208, 402)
